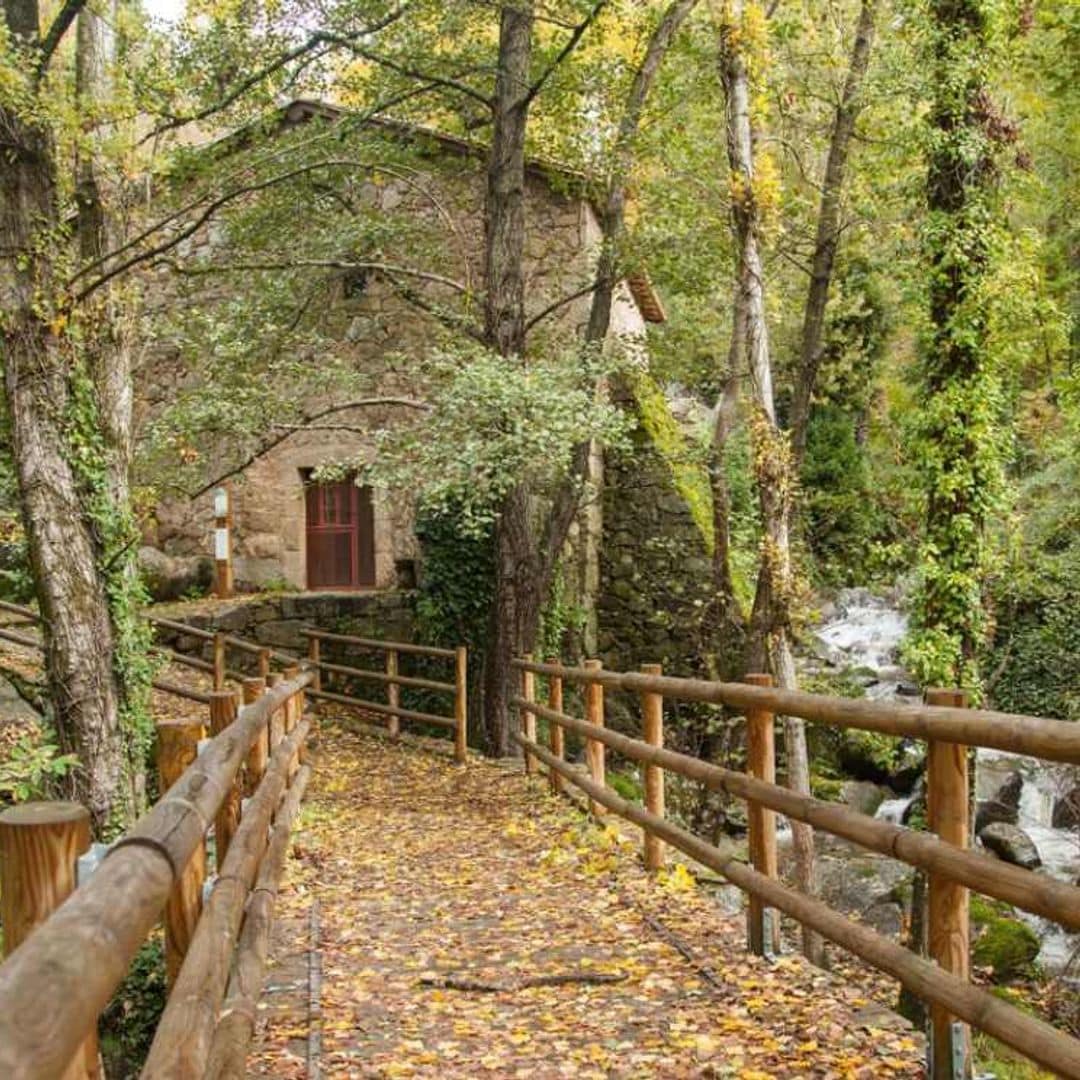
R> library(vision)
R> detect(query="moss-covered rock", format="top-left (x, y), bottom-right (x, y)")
top-left (972, 897), bottom-right (1041, 982)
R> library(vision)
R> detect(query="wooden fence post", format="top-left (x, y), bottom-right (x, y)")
top-left (258, 648), bottom-right (271, 681)
top-left (209, 692), bottom-right (241, 867)
top-left (386, 648), bottom-right (400, 739)
top-left (0, 801), bottom-right (96, 1079)
top-left (266, 672), bottom-right (284, 750)
top-left (547, 661), bottom-right (564, 795)
top-left (242, 676), bottom-right (268, 797)
top-left (212, 632), bottom-right (226, 692)
top-left (745, 672), bottom-right (780, 956)
top-left (282, 664), bottom-right (301, 779)
top-left (156, 719), bottom-right (207, 987)
top-left (454, 646), bottom-right (467, 765)
top-left (926, 687), bottom-right (972, 1080)
top-left (521, 654), bottom-right (537, 775)
top-left (308, 635), bottom-right (322, 694)
top-left (584, 659), bottom-right (605, 816)
top-left (641, 663), bottom-right (665, 872)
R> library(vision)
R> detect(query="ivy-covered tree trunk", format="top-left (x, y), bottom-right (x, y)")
top-left (482, 0), bottom-right (537, 754)
top-left (908, 0), bottom-right (1004, 691)
top-left (717, 0), bottom-right (822, 965)
top-left (1, 0), bottom-right (139, 832)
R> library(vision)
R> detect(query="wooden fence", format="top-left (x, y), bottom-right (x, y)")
top-left (0, 669), bottom-right (313, 1080)
top-left (512, 656), bottom-right (1080, 1079)
top-left (0, 601), bottom-right (298, 706)
top-left (302, 628), bottom-right (467, 763)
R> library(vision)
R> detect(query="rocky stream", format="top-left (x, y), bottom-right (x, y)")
top-left (806, 589), bottom-right (1080, 976)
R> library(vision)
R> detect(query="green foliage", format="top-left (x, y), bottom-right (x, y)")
top-left (365, 343), bottom-right (630, 538)
top-left (99, 936), bottom-right (168, 1078)
top-left (905, 0), bottom-right (1014, 695)
top-left (607, 770), bottom-right (643, 803)
top-left (536, 559), bottom-right (588, 663)
top-left (801, 408), bottom-right (878, 585)
top-left (414, 502), bottom-right (495, 651)
top-left (984, 450), bottom-right (1080, 719)
top-left (0, 737), bottom-right (80, 803)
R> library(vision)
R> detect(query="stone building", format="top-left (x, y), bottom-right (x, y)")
top-left (140, 99), bottom-right (664, 601)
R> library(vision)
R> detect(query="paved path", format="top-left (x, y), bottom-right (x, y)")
top-left (247, 722), bottom-right (924, 1079)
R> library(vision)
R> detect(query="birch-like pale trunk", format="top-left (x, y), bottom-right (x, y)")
top-left (718, 0), bottom-right (822, 965)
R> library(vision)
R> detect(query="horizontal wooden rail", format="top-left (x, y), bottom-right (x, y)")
top-left (0, 625), bottom-right (41, 649)
top-left (513, 659), bottom-right (1080, 763)
top-left (311, 656), bottom-right (455, 694)
top-left (514, 732), bottom-right (1080, 1078)
top-left (0, 599), bottom-right (40, 622)
top-left (308, 686), bottom-right (457, 729)
top-left (515, 697), bottom-right (1080, 929)
top-left (0, 672), bottom-right (312, 1079)
top-left (204, 764), bottom-right (313, 1080)
top-left (143, 716), bottom-right (311, 1078)
top-left (149, 615), bottom-right (216, 640)
top-left (301, 627), bottom-right (456, 659)
top-left (152, 680), bottom-right (214, 705)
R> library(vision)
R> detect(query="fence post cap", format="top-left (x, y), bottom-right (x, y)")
top-left (0, 802), bottom-right (89, 826)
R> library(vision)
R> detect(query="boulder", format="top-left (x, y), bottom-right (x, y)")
top-left (1052, 785), bottom-right (1080, 830)
top-left (976, 771), bottom-right (1023, 834)
top-left (975, 798), bottom-right (1019, 835)
top-left (841, 780), bottom-right (890, 817)
top-left (861, 900), bottom-right (904, 939)
top-left (995, 771), bottom-right (1024, 809)
top-left (138, 546), bottom-right (212, 602)
top-left (979, 823), bottom-right (1042, 870)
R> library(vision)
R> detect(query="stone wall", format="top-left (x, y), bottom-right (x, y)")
top-left (597, 404), bottom-right (714, 680)
top-left (138, 115), bottom-right (649, 597)
top-left (152, 590), bottom-right (417, 660)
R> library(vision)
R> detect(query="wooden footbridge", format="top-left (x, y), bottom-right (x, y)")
top-left (0, 605), bottom-right (1078, 1078)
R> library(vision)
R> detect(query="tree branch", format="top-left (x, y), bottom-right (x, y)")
top-left (522, 0), bottom-right (608, 108)
top-left (139, 3), bottom-right (412, 142)
top-left (71, 83), bottom-right (442, 292)
top-left (36, 0), bottom-right (85, 80)
top-left (166, 258), bottom-right (469, 294)
top-left (525, 282), bottom-right (596, 332)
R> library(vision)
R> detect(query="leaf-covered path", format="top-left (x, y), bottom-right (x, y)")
top-left (248, 722), bottom-right (924, 1078)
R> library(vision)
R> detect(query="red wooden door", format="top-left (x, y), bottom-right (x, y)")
top-left (304, 478), bottom-right (375, 589)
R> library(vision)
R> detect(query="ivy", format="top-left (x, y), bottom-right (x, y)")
top-left (904, 0), bottom-right (1013, 697)
top-left (66, 351), bottom-right (157, 824)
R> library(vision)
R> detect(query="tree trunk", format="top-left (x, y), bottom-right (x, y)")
top-left (586, 0), bottom-right (699, 343)
top-left (482, 1), bottom-right (535, 752)
top-left (76, 1), bottom-right (134, 507)
top-left (1, 0), bottom-right (134, 833)
top-left (717, 0), bottom-right (822, 965)
top-left (707, 278), bottom-right (747, 679)
top-left (788, 0), bottom-right (879, 469)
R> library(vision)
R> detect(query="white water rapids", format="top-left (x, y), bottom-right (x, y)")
top-left (812, 589), bottom-right (1079, 973)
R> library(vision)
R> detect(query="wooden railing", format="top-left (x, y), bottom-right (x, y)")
top-left (512, 657), bottom-right (1080, 1079)
top-left (0, 669), bottom-right (313, 1080)
top-left (302, 628), bottom-right (467, 763)
top-left (0, 600), bottom-right (297, 705)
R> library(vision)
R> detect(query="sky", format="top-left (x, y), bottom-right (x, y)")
top-left (143, 0), bottom-right (185, 25)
